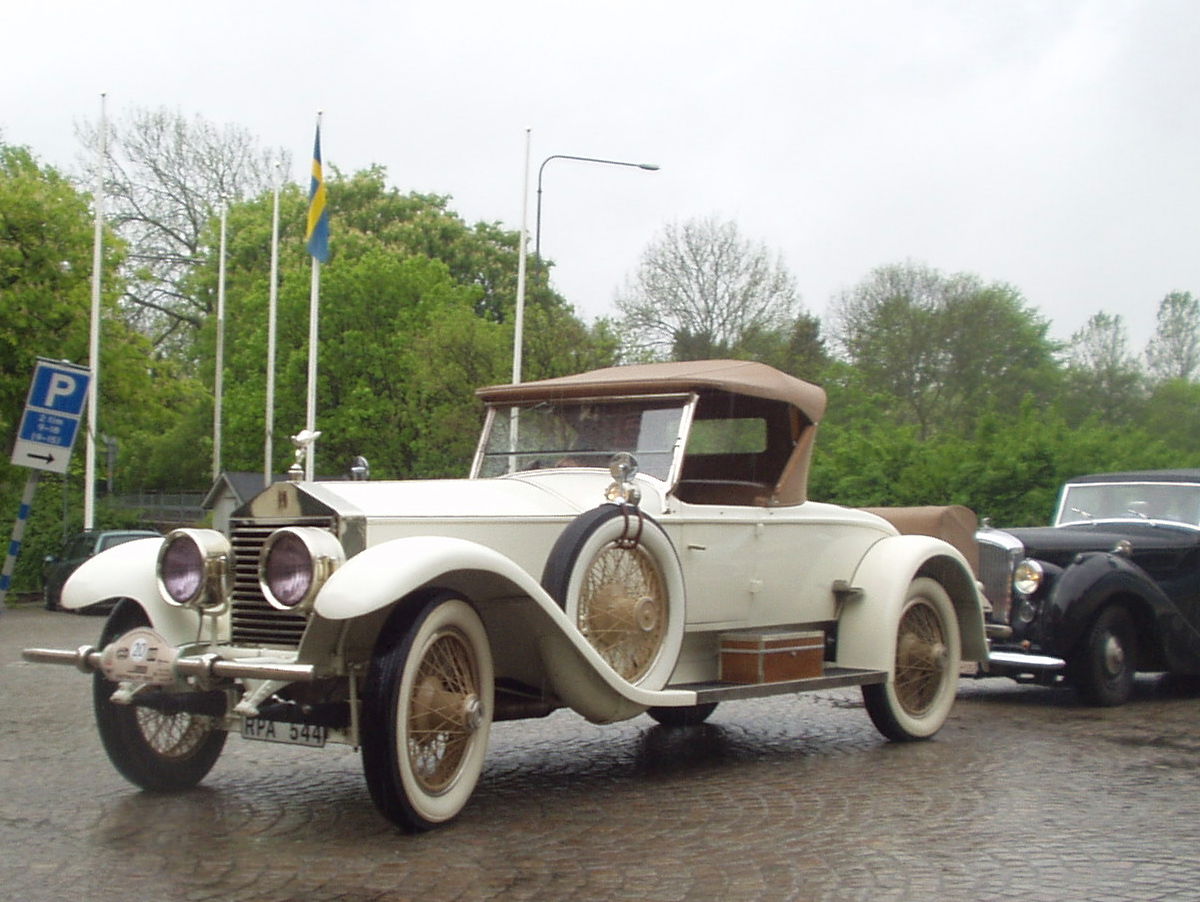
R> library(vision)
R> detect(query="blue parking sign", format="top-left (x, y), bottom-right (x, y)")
top-left (10, 359), bottom-right (92, 474)
top-left (29, 364), bottom-right (90, 416)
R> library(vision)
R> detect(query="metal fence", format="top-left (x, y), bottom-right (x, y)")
top-left (109, 491), bottom-right (206, 527)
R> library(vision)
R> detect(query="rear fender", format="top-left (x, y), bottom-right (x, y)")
top-left (313, 535), bottom-right (695, 723)
top-left (60, 537), bottom-right (208, 645)
top-left (837, 534), bottom-right (988, 672)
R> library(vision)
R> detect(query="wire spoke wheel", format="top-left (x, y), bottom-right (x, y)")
top-left (578, 544), bottom-right (667, 682)
top-left (134, 706), bottom-right (216, 760)
top-left (406, 628), bottom-right (484, 794)
top-left (361, 593), bottom-right (494, 832)
top-left (542, 505), bottom-right (685, 691)
top-left (862, 577), bottom-right (960, 742)
top-left (893, 599), bottom-right (950, 716)
top-left (93, 600), bottom-right (226, 791)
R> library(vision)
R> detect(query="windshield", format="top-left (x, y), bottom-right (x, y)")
top-left (1056, 481), bottom-right (1200, 528)
top-left (475, 397), bottom-right (690, 481)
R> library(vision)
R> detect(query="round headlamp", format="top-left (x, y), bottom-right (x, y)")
top-left (259, 527), bottom-right (345, 611)
top-left (157, 528), bottom-right (232, 611)
top-left (605, 452), bottom-right (642, 505)
top-left (1013, 559), bottom-right (1044, 597)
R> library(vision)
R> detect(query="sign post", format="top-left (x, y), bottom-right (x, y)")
top-left (2, 359), bottom-right (92, 609)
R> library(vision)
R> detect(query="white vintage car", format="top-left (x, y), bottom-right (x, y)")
top-left (25, 360), bottom-right (988, 832)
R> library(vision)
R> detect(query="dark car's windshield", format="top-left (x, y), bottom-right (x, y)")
top-left (1056, 482), bottom-right (1200, 528)
top-left (475, 397), bottom-right (689, 481)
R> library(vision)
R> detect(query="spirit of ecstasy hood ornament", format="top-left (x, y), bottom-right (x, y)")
top-left (288, 429), bottom-right (322, 481)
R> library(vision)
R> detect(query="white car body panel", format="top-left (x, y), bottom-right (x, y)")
top-left (61, 537), bottom-right (212, 644)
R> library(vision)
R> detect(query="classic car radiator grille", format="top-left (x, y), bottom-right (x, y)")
top-left (229, 517), bottom-right (336, 648)
top-left (976, 538), bottom-right (1016, 625)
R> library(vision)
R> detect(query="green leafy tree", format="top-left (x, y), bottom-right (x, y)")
top-left (829, 262), bottom-right (1058, 438)
top-left (1137, 378), bottom-right (1200, 456)
top-left (0, 142), bottom-right (172, 490)
top-left (185, 167), bottom-right (616, 483)
top-left (0, 141), bottom-right (193, 586)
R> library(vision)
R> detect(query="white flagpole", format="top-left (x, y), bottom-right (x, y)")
top-left (265, 162), bottom-right (281, 488)
top-left (306, 258), bottom-right (319, 481)
top-left (507, 129), bottom-right (531, 474)
top-left (212, 202), bottom-right (227, 480)
top-left (84, 93), bottom-right (107, 531)
top-left (513, 127), bottom-right (530, 385)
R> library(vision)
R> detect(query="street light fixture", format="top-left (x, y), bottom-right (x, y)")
top-left (513, 149), bottom-right (659, 388)
top-left (534, 154), bottom-right (660, 263)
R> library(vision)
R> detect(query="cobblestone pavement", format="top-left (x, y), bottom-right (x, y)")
top-left (2, 605), bottom-right (1198, 901)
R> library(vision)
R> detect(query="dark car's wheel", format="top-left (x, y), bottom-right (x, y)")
top-left (647, 702), bottom-right (718, 726)
top-left (1073, 605), bottom-right (1136, 707)
top-left (863, 577), bottom-right (961, 741)
top-left (542, 505), bottom-right (685, 690)
top-left (93, 600), bottom-right (227, 791)
top-left (361, 593), bottom-right (494, 832)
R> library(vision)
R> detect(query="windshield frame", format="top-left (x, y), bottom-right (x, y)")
top-left (471, 392), bottom-right (697, 486)
top-left (1054, 479), bottom-right (1200, 531)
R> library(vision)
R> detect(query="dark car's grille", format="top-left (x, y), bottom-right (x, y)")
top-left (229, 517), bottom-right (336, 648)
top-left (977, 538), bottom-right (1018, 625)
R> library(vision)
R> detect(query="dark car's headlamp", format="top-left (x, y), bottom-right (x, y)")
top-left (157, 528), bottom-right (232, 612)
top-left (1013, 559), bottom-right (1044, 597)
top-left (259, 527), bottom-right (345, 611)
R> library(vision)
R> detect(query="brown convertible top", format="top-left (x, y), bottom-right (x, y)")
top-left (477, 359), bottom-right (827, 425)
top-left (479, 360), bottom-right (827, 506)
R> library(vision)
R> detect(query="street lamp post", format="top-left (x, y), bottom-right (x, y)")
top-left (513, 151), bottom-right (659, 387)
top-left (534, 154), bottom-right (660, 265)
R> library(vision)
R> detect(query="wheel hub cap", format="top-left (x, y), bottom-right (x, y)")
top-left (1103, 635), bottom-right (1125, 676)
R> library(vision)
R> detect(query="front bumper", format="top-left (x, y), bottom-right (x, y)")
top-left (22, 644), bottom-right (317, 684)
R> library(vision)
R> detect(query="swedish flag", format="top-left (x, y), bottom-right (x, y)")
top-left (306, 123), bottom-right (330, 263)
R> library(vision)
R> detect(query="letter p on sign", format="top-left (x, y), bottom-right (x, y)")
top-left (44, 373), bottom-right (78, 408)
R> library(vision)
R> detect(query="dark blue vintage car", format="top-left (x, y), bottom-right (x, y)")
top-left (976, 470), bottom-right (1200, 705)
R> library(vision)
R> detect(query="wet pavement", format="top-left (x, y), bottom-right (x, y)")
top-left (2, 605), bottom-right (1198, 901)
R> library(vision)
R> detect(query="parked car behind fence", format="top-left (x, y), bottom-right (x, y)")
top-left (43, 529), bottom-right (161, 612)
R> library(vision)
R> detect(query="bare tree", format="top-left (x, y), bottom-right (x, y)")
top-left (77, 107), bottom-right (289, 355)
top-left (1145, 291), bottom-right (1200, 383)
top-left (615, 216), bottom-right (800, 360)
top-left (1064, 312), bottom-right (1145, 420)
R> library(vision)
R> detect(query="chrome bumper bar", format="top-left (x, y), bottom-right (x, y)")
top-left (987, 650), bottom-right (1066, 671)
top-left (22, 645), bottom-right (317, 683)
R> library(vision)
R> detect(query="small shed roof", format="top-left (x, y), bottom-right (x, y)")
top-left (203, 472), bottom-right (284, 510)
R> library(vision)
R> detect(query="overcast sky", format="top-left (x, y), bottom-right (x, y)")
top-left (5, 1), bottom-right (1198, 351)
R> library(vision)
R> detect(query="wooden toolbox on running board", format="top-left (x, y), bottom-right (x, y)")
top-left (719, 629), bottom-right (825, 684)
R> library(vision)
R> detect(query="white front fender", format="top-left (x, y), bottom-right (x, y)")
top-left (313, 535), bottom-right (696, 722)
top-left (60, 537), bottom-right (205, 644)
top-left (836, 534), bottom-right (988, 672)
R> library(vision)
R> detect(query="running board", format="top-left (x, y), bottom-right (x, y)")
top-left (673, 666), bottom-right (887, 704)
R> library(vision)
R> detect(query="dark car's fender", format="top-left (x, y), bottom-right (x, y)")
top-left (1041, 551), bottom-right (1186, 671)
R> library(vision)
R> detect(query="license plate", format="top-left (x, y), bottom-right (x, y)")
top-left (241, 718), bottom-right (326, 747)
